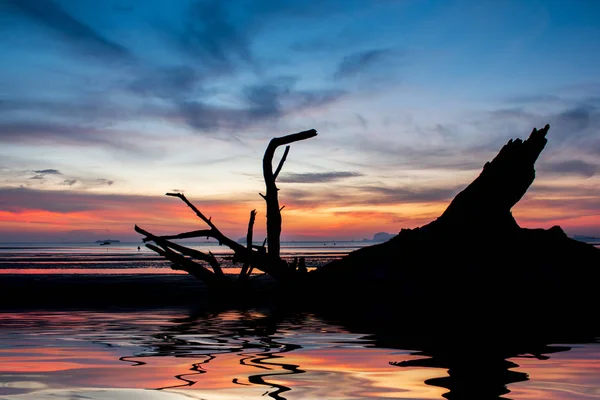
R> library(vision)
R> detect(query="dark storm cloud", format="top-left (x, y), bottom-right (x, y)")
top-left (540, 160), bottom-right (597, 178)
top-left (2, 0), bottom-right (131, 61)
top-left (334, 49), bottom-right (392, 79)
top-left (279, 171), bottom-right (362, 183)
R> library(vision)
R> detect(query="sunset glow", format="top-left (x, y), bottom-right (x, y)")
top-left (1, 0), bottom-right (599, 242)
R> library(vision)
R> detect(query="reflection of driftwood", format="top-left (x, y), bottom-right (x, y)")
top-left (136, 125), bottom-right (600, 309)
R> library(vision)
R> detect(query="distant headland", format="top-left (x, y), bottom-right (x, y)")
top-left (371, 232), bottom-right (395, 242)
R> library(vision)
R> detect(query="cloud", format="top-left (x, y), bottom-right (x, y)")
top-left (552, 106), bottom-right (592, 134)
top-left (244, 82), bottom-right (287, 120)
top-left (504, 94), bottom-right (563, 104)
top-left (0, 187), bottom-right (110, 213)
top-left (539, 160), bottom-right (597, 178)
top-left (279, 171), bottom-right (362, 183)
top-left (128, 66), bottom-right (201, 99)
top-left (175, 80), bottom-right (343, 132)
top-left (334, 49), bottom-right (392, 79)
top-left (332, 210), bottom-right (406, 224)
top-left (357, 185), bottom-right (463, 204)
top-left (0, 187), bottom-right (242, 215)
top-left (0, 98), bottom-right (133, 124)
top-left (155, 0), bottom-right (252, 74)
top-left (29, 169), bottom-right (62, 182)
top-left (283, 183), bottom-right (462, 208)
top-left (467, 100), bottom-right (600, 153)
top-left (33, 169), bottom-right (61, 175)
top-left (2, 0), bottom-right (131, 62)
top-left (96, 179), bottom-right (114, 186)
top-left (0, 187), bottom-right (156, 213)
top-left (344, 137), bottom-right (486, 171)
top-left (0, 120), bottom-right (146, 152)
top-left (62, 179), bottom-right (77, 186)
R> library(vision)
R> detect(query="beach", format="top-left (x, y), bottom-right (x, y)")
top-left (2, 241), bottom-right (600, 399)
top-left (0, 241), bottom-right (359, 309)
top-left (0, 274), bottom-right (209, 309)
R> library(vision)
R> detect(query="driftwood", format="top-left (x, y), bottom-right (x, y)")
top-left (136, 125), bottom-right (600, 311)
top-left (135, 129), bottom-right (318, 286)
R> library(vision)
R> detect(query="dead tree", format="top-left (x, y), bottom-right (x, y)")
top-left (136, 124), bottom-right (600, 309)
top-left (135, 129), bottom-right (317, 287)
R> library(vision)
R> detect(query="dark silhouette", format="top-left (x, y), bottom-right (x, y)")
top-left (135, 124), bottom-right (600, 320)
top-left (108, 306), bottom-right (596, 400)
top-left (297, 257), bottom-right (307, 274)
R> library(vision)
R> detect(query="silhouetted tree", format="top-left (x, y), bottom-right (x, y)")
top-left (135, 129), bottom-right (318, 287)
top-left (136, 124), bottom-right (600, 307)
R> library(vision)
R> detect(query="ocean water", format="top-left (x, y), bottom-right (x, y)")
top-left (1, 241), bottom-right (599, 399)
top-left (0, 308), bottom-right (599, 400)
top-left (0, 241), bottom-right (365, 274)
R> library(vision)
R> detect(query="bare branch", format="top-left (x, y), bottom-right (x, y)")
top-left (145, 243), bottom-right (221, 285)
top-left (239, 209), bottom-right (257, 280)
top-left (165, 192), bottom-right (247, 255)
top-left (273, 145), bottom-right (290, 180)
top-left (147, 229), bottom-right (213, 241)
top-left (263, 129), bottom-right (317, 261)
top-left (136, 225), bottom-right (224, 276)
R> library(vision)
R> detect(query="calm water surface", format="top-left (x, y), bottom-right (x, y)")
top-left (0, 308), bottom-right (599, 400)
top-left (0, 241), bottom-right (363, 274)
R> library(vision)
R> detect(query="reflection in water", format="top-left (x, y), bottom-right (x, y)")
top-left (0, 307), bottom-right (599, 400)
top-left (389, 342), bottom-right (573, 399)
top-left (115, 312), bottom-right (307, 398)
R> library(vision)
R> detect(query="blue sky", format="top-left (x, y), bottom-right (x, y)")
top-left (1, 0), bottom-right (599, 242)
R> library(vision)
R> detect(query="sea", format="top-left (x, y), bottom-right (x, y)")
top-left (0, 240), bottom-right (363, 275)
top-left (1, 241), bottom-right (599, 400)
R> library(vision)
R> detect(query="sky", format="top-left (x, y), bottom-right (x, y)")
top-left (1, 0), bottom-right (599, 242)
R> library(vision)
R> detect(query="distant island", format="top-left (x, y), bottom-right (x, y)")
top-left (372, 232), bottom-right (395, 242)
top-left (95, 239), bottom-right (120, 244)
top-left (573, 235), bottom-right (600, 242)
